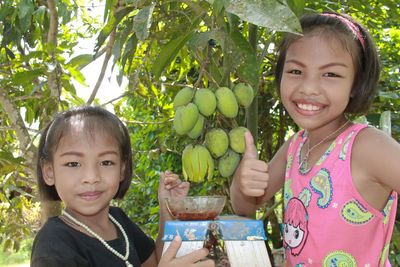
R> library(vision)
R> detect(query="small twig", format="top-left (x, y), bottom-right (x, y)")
top-left (124, 118), bottom-right (173, 125)
top-left (86, 28), bottom-right (117, 105)
top-left (193, 46), bottom-right (211, 89)
top-left (100, 92), bottom-right (129, 107)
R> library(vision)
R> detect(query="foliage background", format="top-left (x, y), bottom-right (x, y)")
top-left (0, 0), bottom-right (399, 264)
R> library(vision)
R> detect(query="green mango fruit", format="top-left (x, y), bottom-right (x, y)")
top-left (229, 126), bottom-right (249, 153)
top-left (218, 149), bottom-right (240, 177)
top-left (173, 103), bottom-right (199, 135)
top-left (187, 115), bottom-right (205, 139)
top-left (194, 88), bottom-right (217, 117)
top-left (182, 144), bottom-right (214, 182)
top-left (215, 87), bottom-right (238, 118)
top-left (205, 128), bottom-right (229, 158)
top-left (173, 87), bottom-right (194, 109)
top-left (233, 83), bottom-right (254, 108)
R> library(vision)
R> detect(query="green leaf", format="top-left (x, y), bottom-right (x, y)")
top-left (104, 0), bottom-right (117, 23)
top-left (95, 6), bottom-right (136, 54)
top-left (24, 106), bottom-right (34, 124)
top-left (112, 21), bottom-right (133, 67)
top-left (121, 35), bottom-right (138, 72)
top-left (152, 31), bottom-right (194, 80)
top-left (12, 69), bottom-right (43, 86)
top-left (188, 29), bottom-right (228, 51)
top-left (33, 6), bottom-right (47, 24)
top-left (68, 68), bottom-right (86, 85)
top-left (0, 152), bottom-right (24, 175)
top-left (212, 0), bottom-right (231, 14)
top-left (67, 54), bottom-right (94, 69)
top-left (18, 0), bottom-right (34, 32)
top-left (287, 0), bottom-right (305, 17)
top-left (61, 74), bottom-right (76, 93)
top-left (226, 0), bottom-right (301, 34)
top-left (230, 29), bottom-right (259, 86)
top-left (0, 4), bottom-right (13, 21)
top-left (133, 4), bottom-right (155, 41)
top-left (18, 0), bottom-right (34, 18)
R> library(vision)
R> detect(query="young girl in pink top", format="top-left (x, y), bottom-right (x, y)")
top-left (230, 12), bottom-right (400, 266)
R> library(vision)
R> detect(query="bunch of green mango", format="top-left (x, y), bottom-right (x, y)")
top-left (173, 83), bottom-right (254, 182)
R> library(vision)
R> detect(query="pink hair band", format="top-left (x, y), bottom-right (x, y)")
top-left (322, 13), bottom-right (366, 51)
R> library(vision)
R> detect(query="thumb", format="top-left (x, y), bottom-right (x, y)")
top-left (243, 131), bottom-right (258, 160)
top-left (162, 235), bottom-right (182, 261)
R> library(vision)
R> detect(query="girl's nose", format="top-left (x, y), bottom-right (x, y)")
top-left (299, 75), bottom-right (320, 95)
top-left (82, 166), bottom-right (101, 184)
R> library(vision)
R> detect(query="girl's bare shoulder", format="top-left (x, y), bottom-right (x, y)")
top-left (353, 126), bottom-right (399, 152)
top-left (353, 126), bottom-right (400, 191)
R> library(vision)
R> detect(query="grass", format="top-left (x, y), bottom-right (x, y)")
top-left (0, 238), bottom-right (31, 267)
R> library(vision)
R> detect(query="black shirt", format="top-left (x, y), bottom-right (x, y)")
top-left (31, 207), bottom-right (155, 267)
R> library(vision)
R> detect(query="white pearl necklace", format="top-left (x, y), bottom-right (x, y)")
top-left (62, 210), bottom-right (134, 267)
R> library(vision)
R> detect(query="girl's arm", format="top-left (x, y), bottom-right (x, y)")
top-left (142, 172), bottom-right (214, 267)
top-left (230, 132), bottom-right (288, 217)
top-left (352, 127), bottom-right (400, 210)
top-left (156, 171), bottom-right (189, 262)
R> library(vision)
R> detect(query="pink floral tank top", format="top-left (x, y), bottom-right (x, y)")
top-left (283, 123), bottom-right (398, 266)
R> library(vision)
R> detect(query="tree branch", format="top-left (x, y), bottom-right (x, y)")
top-left (100, 92), bottom-right (129, 107)
top-left (124, 118), bottom-right (172, 125)
top-left (47, 0), bottom-right (60, 99)
top-left (86, 28), bottom-right (116, 105)
top-left (0, 89), bottom-right (35, 163)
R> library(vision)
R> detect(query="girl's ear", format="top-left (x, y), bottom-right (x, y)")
top-left (120, 163), bottom-right (125, 182)
top-left (42, 163), bottom-right (55, 186)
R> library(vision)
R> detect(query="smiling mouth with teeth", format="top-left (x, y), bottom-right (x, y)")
top-left (297, 103), bottom-right (322, 111)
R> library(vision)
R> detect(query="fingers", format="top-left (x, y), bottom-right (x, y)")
top-left (163, 171), bottom-right (182, 189)
top-left (243, 131), bottom-right (258, 160)
top-left (179, 248), bottom-right (210, 263)
top-left (193, 259), bottom-right (215, 267)
top-left (233, 133), bottom-right (269, 197)
top-left (160, 236), bottom-right (215, 267)
top-left (162, 235), bottom-right (182, 261)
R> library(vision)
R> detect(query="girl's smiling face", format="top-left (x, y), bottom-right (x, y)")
top-left (280, 35), bottom-right (355, 131)
top-left (42, 119), bottom-right (124, 222)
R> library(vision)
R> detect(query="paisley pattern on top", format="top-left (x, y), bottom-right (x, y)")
top-left (339, 131), bottom-right (355, 160)
top-left (310, 168), bottom-right (333, 209)
top-left (382, 196), bottom-right (394, 225)
top-left (322, 251), bottom-right (357, 267)
top-left (315, 141), bottom-right (336, 166)
top-left (341, 200), bottom-right (374, 225)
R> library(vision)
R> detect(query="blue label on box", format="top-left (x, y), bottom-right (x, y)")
top-left (162, 220), bottom-right (267, 241)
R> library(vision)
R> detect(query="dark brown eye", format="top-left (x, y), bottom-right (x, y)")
top-left (101, 160), bottom-right (114, 166)
top-left (65, 162), bottom-right (80, 167)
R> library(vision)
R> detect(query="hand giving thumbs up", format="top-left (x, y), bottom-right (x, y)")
top-left (233, 131), bottom-right (269, 197)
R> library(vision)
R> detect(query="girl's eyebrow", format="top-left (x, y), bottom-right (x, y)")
top-left (320, 62), bottom-right (349, 69)
top-left (99, 151), bottom-right (119, 157)
top-left (285, 59), bottom-right (305, 67)
top-left (59, 151), bottom-right (119, 157)
top-left (285, 59), bottom-right (349, 69)
top-left (59, 151), bottom-right (83, 157)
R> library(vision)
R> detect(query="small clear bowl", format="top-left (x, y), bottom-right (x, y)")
top-left (165, 195), bottom-right (227, 221)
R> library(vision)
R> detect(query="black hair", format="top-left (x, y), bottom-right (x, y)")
top-left (36, 106), bottom-right (133, 201)
top-left (275, 11), bottom-right (380, 114)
